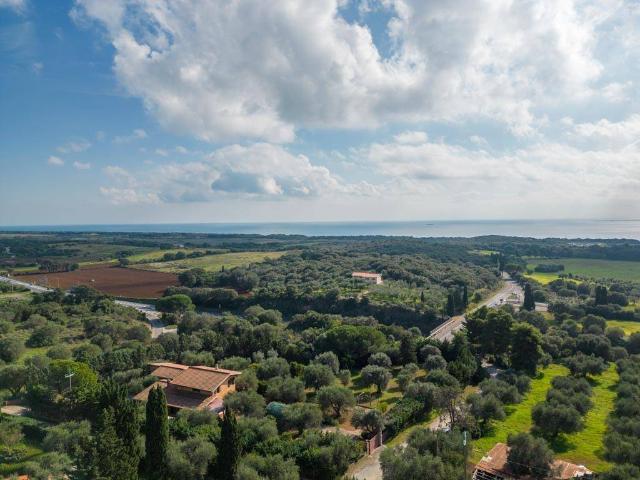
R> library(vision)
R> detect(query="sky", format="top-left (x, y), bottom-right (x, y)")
top-left (1, 0), bottom-right (639, 226)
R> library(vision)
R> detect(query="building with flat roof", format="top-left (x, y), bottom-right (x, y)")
top-left (351, 271), bottom-right (383, 285)
top-left (473, 443), bottom-right (593, 480)
top-left (134, 362), bottom-right (241, 415)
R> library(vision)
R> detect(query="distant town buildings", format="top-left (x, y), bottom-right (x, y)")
top-left (473, 443), bottom-right (593, 480)
top-left (134, 362), bottom-right (241, 415)
top-left (351, 271), bottom-right (383, 285)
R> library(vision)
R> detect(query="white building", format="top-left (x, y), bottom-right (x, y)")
top-left (352, 272), bottom-right (383, 285)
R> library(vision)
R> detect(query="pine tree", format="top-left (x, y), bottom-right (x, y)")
top-left (97, 381), bottom-right (141, 479)
top-left (446, 293), bottom-right (455, 316)
top-left (91, 407), bottom-right (126, 479)
top-left (145, 386), bottom-right (169, 480)
top-left (522, 283), bottom-right (535, 311)
top-left (209, 407), bottom-right (241, 480)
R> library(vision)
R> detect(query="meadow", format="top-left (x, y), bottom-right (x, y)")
top-left (132, 251), bottom-right (286, 273)
top-left (472, 364), bottom-right (616, 472)
top-left (547, 365), bottom-right (617, 472)
top-left (526, 257), bottom-right (640, 282)
top-left (126, 248), bottom-right (214, 263)
top-left (472, 364), bottom-right (568, 462)
top-left (607, 319), bottom-right (640, 336)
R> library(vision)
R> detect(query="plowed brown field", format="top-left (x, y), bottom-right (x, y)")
top-left (17, 265), bottom-right (178, 298)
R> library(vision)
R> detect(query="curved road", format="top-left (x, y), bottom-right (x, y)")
top-left (0, 274), bottom-right (167, 337)
top-left (429, 273), bottom-right (523, 342)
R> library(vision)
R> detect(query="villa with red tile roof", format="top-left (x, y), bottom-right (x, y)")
top-left (134, 362), bottom-right (241, 415)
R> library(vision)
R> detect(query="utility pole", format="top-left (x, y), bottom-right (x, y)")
top-left (463, 430), bottom-right (470, 480)
top-left (65, 369), bottom-right (75, 392)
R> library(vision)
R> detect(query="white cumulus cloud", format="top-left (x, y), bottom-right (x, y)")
top-left (0, 0), bottom-right (26, 12)
top-left (73, 161), bottom-right (91, 170)
top-left (113, 128), bottom-right (147, 144)
top-left (71, 0), bottom-right (624, 142)
top-left (57, 139), bottom-right (92, 153)
top-left (47, 156), bottom-right (64, 166)
top-left (99, 143), bottom-right (373, 205)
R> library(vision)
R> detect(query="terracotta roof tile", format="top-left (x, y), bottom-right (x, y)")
top-left (169, 366), bottom-right (236, 392)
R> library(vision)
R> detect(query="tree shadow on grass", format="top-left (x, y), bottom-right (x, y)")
top-left (545, 433), bottom-right (576, 454)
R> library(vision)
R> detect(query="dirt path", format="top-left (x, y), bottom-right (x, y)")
top-left (347, 445), bottom-right (386, 480)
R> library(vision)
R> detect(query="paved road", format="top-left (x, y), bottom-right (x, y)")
top-left (0, 274), bottom-right (167, 337)
top-left (429, 273), bottom-right (524, 342)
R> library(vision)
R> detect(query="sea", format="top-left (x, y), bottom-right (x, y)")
top-left (2, 219), bottom-right (640, 240)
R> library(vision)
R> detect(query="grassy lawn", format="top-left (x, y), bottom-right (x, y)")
top-left (472, 364), bottom-right (616, 473)
top-left (524, 271), bottom-right (561, 285)
top-left (0, 441), bottom-right (44, 475)
top-left (0, 417), bottom-right (51, 476)
top-left (349, 371), bottom-right (403, 411)
top-left (133, 251), bottom-right (286, 273)
top-left (526, 258), bottom-right (640, 282)
top-left (607, 320), bottom-right (640, 336)
top-left (547, 364), bottom-right (617, 472)
top-left (472, 364), bottom-right (568, 462)
top-left (17, 346), bottom-right (50, 364)
top-left (349, 367), bottom-right (428, 412)
top-left (0, 292), bottom-right (31, 299)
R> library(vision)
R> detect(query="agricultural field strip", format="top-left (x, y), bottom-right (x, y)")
top-left (131, 251), bottom-right (287, 273)
top-left (525, 257), bottom-right (640, 282)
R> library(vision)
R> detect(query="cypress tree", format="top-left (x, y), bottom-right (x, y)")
top-left (595, 285), bottom-right (608, 306)
top-left (522, 283), bottom-right (535, 311)
top-left (209, 406), bottom-right (241, 480)
top-left (446, 293), bottom-right (455, 316)
top-left (91, 407), bottom-right (126, 479)
top-left (97, 381), bottom-right (141, 479)
top-left (462, 285), bottom-right (469, 308)
top-left (498, 254), bottom-right (506, 272)
top-left (399, 335), bottom-right (417, 364)
top-left (420, 290), bottom-right (425, 303)
top-left (145, 386), bottom-right (169, 480)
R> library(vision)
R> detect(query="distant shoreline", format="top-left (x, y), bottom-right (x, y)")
top-left (1, 219), bottom-right (639, 240)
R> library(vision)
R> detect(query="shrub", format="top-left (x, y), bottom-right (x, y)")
top-left (383, 398), bottom-right (423, 437)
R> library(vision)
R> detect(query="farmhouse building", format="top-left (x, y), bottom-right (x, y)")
top-left (351, 271), bottom-right (383, 285)
top-left (134, 362), bottom-right (241, 415)
top-left (473, 443), bottom-right (593, 480)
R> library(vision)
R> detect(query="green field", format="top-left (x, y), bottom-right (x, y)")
top-left (547, 365), bottom-right (617, 472)
top-left (472, 364), bottom-right (616, 472)
top-left (607, 319), bottom-right (640, 336)
top-left (132, 251), bottom-right (286, 273)
top-left (473, 364), bottom-right (568, 462)
top-left (524, 271), bottom-right (562, 284)
top-left (526, 258), bottom-right (640, 282)
top-left (126, 248), bottom-right (209, 263)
